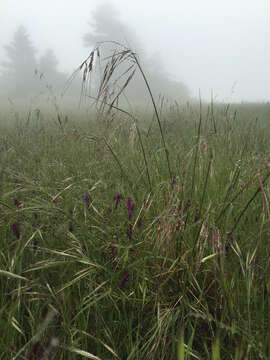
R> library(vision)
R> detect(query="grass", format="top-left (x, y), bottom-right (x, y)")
top-left (0, 99), bottom-right (270, 359)
top-left (1, 45), bottom-right (270, 359)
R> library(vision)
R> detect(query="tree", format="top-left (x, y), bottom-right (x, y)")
top-left (38, 49), bottom-right (67, 93)
top-left (82, 3), bottom-right (190, 106)
top-left (83, 3), bottom-right (142, 55)
top-left (0, 25), bottom-right (38, 98)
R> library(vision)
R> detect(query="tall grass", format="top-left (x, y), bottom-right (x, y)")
top-left (0, 45), bottom-right (270, 359)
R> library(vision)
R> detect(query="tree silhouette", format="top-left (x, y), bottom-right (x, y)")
top-left (82, 3), bottom-right (190, 106)
top-left (0, 25), bottom-right (38, 98)
top-left (38, 49), bottom-right (67, 93)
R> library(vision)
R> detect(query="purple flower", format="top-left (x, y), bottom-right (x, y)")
top-left (120, 270), bottom-right (130, 288)
top-left (113, 194), bottom-right (123, 210)
top-left (12, 221), bottom-right (20, 239)
top-left (127, 197), bottom-right (135, 220)
top-left (83, 192), bottom-right (90, 206)
top-left (13, 197), bottom-right (20, 208)
top-left (69, 206), bottom-right (73, 216)
top-left (126, 223), bottom-right (133, 239)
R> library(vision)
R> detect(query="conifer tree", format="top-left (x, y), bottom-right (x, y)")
top-left (0, 25), bottom-right (38, 98)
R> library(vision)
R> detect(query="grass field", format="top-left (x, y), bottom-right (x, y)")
top-left (1, 98), bottom-right (270, 359)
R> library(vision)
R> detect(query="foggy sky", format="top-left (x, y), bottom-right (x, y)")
top-left (1, 0), bottom-right (270, 102)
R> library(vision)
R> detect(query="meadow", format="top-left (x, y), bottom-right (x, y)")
top-left (0, 97), bottom-right (270, 359)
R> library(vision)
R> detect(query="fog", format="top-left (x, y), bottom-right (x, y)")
top-left (0, 0), bottom-right (269, 105)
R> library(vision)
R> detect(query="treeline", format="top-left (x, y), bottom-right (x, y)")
top-left (0, 3), bottom-right (190, 105)
top-left (0, 26), bottom-right (71, 100)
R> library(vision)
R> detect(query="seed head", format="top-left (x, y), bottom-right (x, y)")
top-left (126, 223), bottom-right (133, 239)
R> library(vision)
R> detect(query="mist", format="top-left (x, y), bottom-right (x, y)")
top-left (0, 0), bottom-right (269, 106)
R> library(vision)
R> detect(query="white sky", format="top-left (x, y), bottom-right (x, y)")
top-left (0, 0), bottom-right (270, 102)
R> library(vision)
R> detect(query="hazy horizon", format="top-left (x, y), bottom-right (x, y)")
top-left (1, 0), bottom-right (269, 103)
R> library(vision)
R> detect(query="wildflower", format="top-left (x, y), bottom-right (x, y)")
top-left (12, 221), bottom-right (20, 239)
top-left (113, 194), bottom-right (123, 210)
top-left (83, 192), bottom-right (90, 206)
top-left (120, 270), bottom-right (130, 288)
top-left (69, 206), bottom-right (73, 216)
top-left (126, 223), bottom-right (133, 239)
top-left (127, 197), bottom-right (135, 220)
